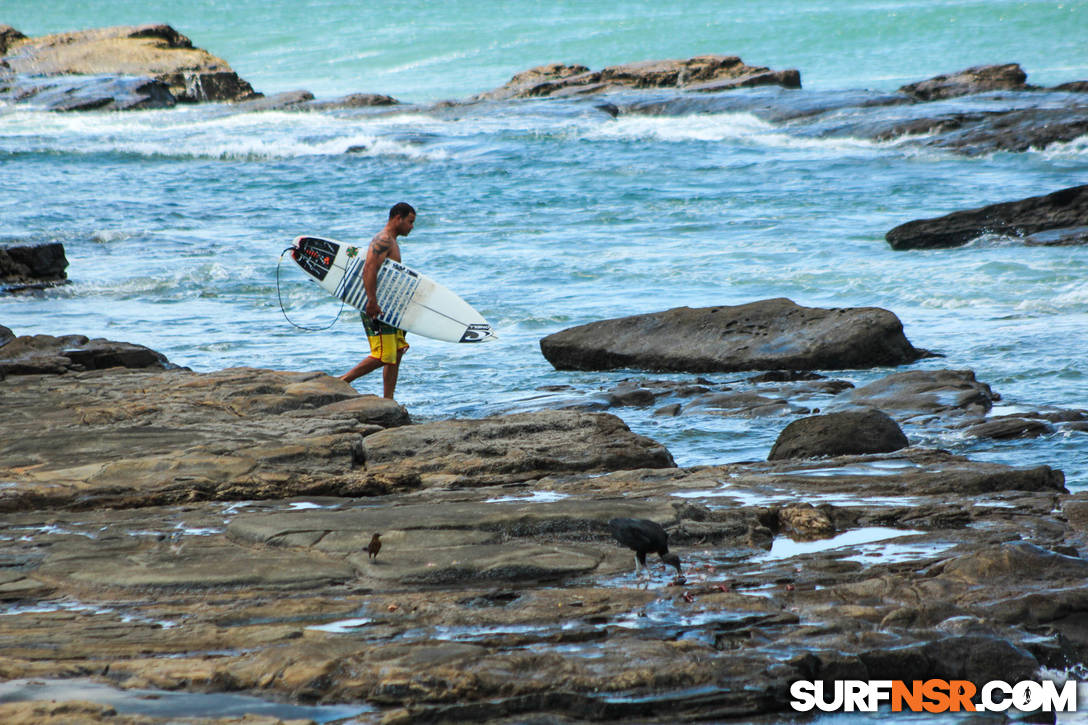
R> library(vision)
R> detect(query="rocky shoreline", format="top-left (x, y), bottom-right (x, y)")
top-left (2, 317), bottom-right (1087, 723)
top-left (3, 20), bottom-right (1088, 724)
top-left (2, 22), bottom-right (1087, 158)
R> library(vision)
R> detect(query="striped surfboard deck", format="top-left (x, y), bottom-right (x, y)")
top-left (290, 235), bottom-right (497, 343)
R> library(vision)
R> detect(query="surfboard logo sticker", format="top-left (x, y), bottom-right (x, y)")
top-left (459, 324), bottom-right (493, 343)
top-left (294, 237), bottom-right (338, 281)
top-left (346, 246), bottom-right (359, 258)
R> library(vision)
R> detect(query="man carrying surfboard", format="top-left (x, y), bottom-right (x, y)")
top-left (339, 202), bottom-right (416, 399)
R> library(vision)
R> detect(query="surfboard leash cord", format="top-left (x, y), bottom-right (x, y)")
top-left (276, 247), bottom-right (346, 331)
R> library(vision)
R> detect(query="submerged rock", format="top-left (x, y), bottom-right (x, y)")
top-left (836, 369), bottom-right (996, 419)
top-left (540, 298), bottom-right (928, 373)
top-left (477, 55), bottom-right (800, 101)
top-left (768, 409), bottom-right (909, 460)
top-left (887, 184), bottom-right (1088, 250)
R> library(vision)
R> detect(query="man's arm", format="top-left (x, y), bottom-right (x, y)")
top-left (363, 235), bottom-right (391, 319)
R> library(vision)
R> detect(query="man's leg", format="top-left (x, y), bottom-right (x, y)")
top-left (381, 348), bottom-right (407, 400)
top-left (340, 355), bottom-right (382, 384)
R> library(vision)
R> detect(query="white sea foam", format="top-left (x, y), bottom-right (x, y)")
top-left (579, 111), bottom-right (894, 159)
top-left (1035, 135), bottom-right (1088, 159)
top-left (0, 107), bottom-right (453, 160)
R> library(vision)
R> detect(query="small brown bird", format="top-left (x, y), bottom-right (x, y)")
top-left (366, 533), bottom-right (382, 561)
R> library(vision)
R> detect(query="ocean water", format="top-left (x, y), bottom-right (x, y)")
top-left (2, 1), bottom-right (1087, 488)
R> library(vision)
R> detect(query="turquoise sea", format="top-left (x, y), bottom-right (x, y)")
top-left (2, 1), bottom-right (1087, 488)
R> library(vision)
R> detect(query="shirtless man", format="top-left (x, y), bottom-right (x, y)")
top-left (339, 202), bottom-right (415, 399)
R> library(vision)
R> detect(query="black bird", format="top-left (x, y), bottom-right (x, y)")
top-left (366, 533), bottom-right (382, 561)
top-left (608, 518), bottom-right (682, 578)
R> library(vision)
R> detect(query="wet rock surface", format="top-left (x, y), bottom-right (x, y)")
top-left (886, 184), bottom-right (1088, 250)
top-left (2, 348), bottom-right (1087, 722)
top-left (540, 298), bottom-right (928, 373)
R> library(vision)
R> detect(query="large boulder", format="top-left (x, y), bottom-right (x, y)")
top-left (477, 55), bottom-right (800, 101)
top-left (768, 409), bottom-right (909, 460)
top-left (360, 410), bottom-right (676, 486)
top-left (886, 184), bottom-right (1088, 250)
top-left (0, 243), bottom-right (68, 290)
top-left (539, 299), bottom-right (928, 373)
top-left (1, 24), bottom-right (258, 108)
top-left (898, 64), bottom-right (1030, 101)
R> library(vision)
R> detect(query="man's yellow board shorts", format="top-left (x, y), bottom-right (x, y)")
top-left (362, 314), bottom-right (408, 365)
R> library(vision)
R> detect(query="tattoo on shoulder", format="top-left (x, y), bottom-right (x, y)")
top-left (370, 239), bottom-right (390, 255)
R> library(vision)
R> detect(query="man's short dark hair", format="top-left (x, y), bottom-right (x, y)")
top-left (389, 202), bottom-right (415, 219)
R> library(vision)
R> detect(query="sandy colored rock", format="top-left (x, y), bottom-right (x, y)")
top-left (2, 24), bottom-right (257, 105)
top-left (0, 367), bottom-right (415, 510)
top-left (478, 55), bottom-right (800, 101)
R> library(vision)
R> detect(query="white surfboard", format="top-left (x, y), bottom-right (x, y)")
top-left (291, 235), bottom-right (497, 343)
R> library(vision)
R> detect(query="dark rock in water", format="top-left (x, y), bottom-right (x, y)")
top-left (768, 409), bottom-right (909, 460)
top-left (1055, 80), bottom-right (1088, 93)
top-left (306, 92), bottom-right (399, 110)
top-left (899, 63), bottom-right (1031, 101)
top-left (230, 89), bottom-right (314, 112)
top-left (862, 635), bottom-right (1040, 684)
top-left (920, 106), bottom-right (1088, 155)
top-left (477, 55), bottom-right (800, 101)
top-left (0, 24), bottom-right (258, 110)
top-left (3, 73), bottom-right (176, 111)
top-left (838, 369), bottom-right (996, 419)
top-left (683, 390), bottom-right (807, 418)
top-left (886, 184), bottom-right (1088, 250)
top-left (540, 298), bottom-right (928, 373)
top-left (0, 242), bottom-right (68, 290)
top-left (962, 416), bottom-right (1054, 440)
top-left (0, 334), bottom-right (174, 375)
top-left (596, 102), bottom-right (620, 117)
top-left (804, 64), bottom-right (1088, 155)
top-left (0, 325), bottom-right (13, 347)
top-left (1024, 225), bottom-right (1088, 246)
